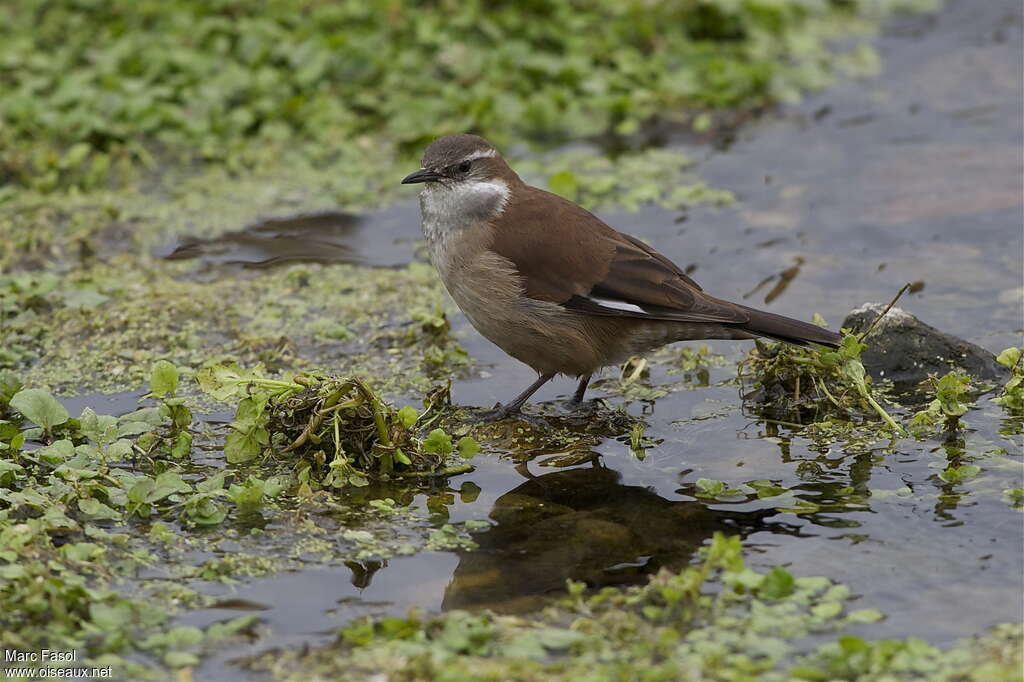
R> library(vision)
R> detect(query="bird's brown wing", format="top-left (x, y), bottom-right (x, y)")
top-left (489, 185), bottom-right (749, 325)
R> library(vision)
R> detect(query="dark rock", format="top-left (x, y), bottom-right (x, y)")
top-left (842, 303), bottom-right (1008, 385)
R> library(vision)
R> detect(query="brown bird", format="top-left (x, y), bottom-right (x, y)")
top-left (402, 134), bottom-right (841, 418)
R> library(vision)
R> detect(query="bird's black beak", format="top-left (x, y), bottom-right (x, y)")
top-left (401, 168), bottom-right (441, 184)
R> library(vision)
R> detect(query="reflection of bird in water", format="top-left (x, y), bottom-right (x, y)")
top-left (442, 463), bottom-right (788, 614)
top-left (162, 211), bottom-right (363, 268)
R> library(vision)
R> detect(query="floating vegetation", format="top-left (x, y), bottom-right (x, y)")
top-left (196, 363), bottom-right (479, 486)
top-left (251, 533), bottom-right (1022, 682)
top-left (0, 0), bottom-right (938, 193)
top-left (993, 347), bottom-right (1024, 414)
top-left (908, 370), bottom-right (974, 436)
top-left (740, 332), bottom-right (902, 435)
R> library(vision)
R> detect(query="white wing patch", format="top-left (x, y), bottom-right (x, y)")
top-left (588, 297), bottom-right (646, 314)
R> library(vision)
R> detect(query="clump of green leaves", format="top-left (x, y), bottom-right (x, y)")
top-left (0, 516), bottom-right (162, 655)
top-left (133, 360), bottom-right (194, 460)
top-left (992, 347), bottom-right (1024, 413)
top-left (673, 344), bottom-right (725, 374)
top-left (0, 0), bottom-right (936, 192)
top-left (0, 364), bottom-right (274, 528)
top-left (626, 421), bottom-right (660, 461)
top-left (908, 370), bottom-right (974, 436)
top-left (693, 477), bottom-right (751, 502)
top-left (740, 332), bottom-right (902, 434)
top-left (196, 363), bottom-right (479, 487)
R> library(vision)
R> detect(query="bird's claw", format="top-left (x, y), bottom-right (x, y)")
top-left (476, 403), bottom-right (518, 422)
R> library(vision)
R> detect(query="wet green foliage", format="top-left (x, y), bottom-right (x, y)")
top-left (740, 332), bottom-right (902, 435)
top-left (0, 0), bottom-right (934, 192)
top-left (197, 363), bottom-right (479, 484)
top-left (908, 370), bottom-right (974, 436)
top-left (993, 347), bottom-right (1024, 414)
top-left (254, 532), bottom-right (1020, 682)
top-left (0, 363), bottom-right (246, 529)
top-left (0, 366), bottom-right (268, 672)
top-left (0, 362), bottom-right (490, 672)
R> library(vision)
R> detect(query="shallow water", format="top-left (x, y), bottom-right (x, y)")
top-left (156, 205), bottom-right (419, 273)
top-left (186, 1), bottom-right (1022, 677)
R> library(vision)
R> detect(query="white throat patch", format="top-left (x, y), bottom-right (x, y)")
top-left (420, 178), bottom-right (510, 270)
top-left (420, 179), bottom-right (509, 234)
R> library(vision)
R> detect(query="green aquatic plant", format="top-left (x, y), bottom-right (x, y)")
top-left (627, 421), bottom-right (658, 461)
top-left (908, 370), bottom-right (974, 436)
top-left (196, 363), bottom-right (479, 485)
top-left (992, 347), bottom-right (1024, 414)
top-left (0, 367), bottom-right (259, 528)
top-left (740, 331), bottom-right (902, 435)
top-left (0, 0), bottom-right (937, 192)
top-left (134, 360), bottom-right (194, 460)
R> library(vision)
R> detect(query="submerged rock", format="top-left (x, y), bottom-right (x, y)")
top-left (842, 303), bottom-right (1008, 385)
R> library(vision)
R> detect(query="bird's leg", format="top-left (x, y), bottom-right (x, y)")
top-left (480, 373), bottom-right (555, 421)
top-left (567, 374), bottom-right (592, 407)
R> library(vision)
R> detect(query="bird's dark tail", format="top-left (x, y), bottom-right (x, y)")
top-left (738, 305), bottom-right (842, 348)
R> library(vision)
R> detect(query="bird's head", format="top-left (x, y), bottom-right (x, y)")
top-left (402, 134), bottom-right (517, 226)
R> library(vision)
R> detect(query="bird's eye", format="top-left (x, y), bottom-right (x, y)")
top-left (457, 160), bottom-right (472, 173)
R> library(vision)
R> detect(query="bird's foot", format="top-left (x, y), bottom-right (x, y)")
top-left (476, 403), bottom-right (519, 423)
top-left (475, 403), bottom-right (552, 429)
top-left (562, 397), bottom-right (604, 415)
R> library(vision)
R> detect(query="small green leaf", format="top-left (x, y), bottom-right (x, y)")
top-left (846, 608), bottom-right (884, 623)
top-left (811, 601), bottom-right (843, 620)
top-left (758, 566), bottom-right (796, 600)
top-left (938, 464), bottom-right (981, 484)
top-left (150, 360), bottom-right (179, 398)
top-left (0, 460), bottom-right (25, 485)
top-left (60, 142), bottom-right (91, 169)
top-left (79, 407), bottom-right (119, 444)
top-left (397, 406), bottom-right (419, 428)
top-left (10, 388), bottom-right (69, 430)
top-left (695, 478), bottom-right (725, 497)
top-left (456, 436), bottom-right (480, 459)
top-left (149, 471), bottom-right (191, 502)
top-left (196, 362), bottom-right (266, 402)
top-left (170, 431), bottom-right (193, 458)
top-left (63, 542), bottom-right (103, 562)
top-left (225, 427), bottom-right (267, 463)
top-left (78, 497), bottom-right (121, 520)
top-left (197, 471), bottom-right (229, 493)
top-left (89, 602), bottom-right (133, 630)
top-left (164, 651), bottom-right (199, 668)
top-left (422, 428), bottom-right (453, 456)
top-left (995, 347), bottom-right (1021, 369)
